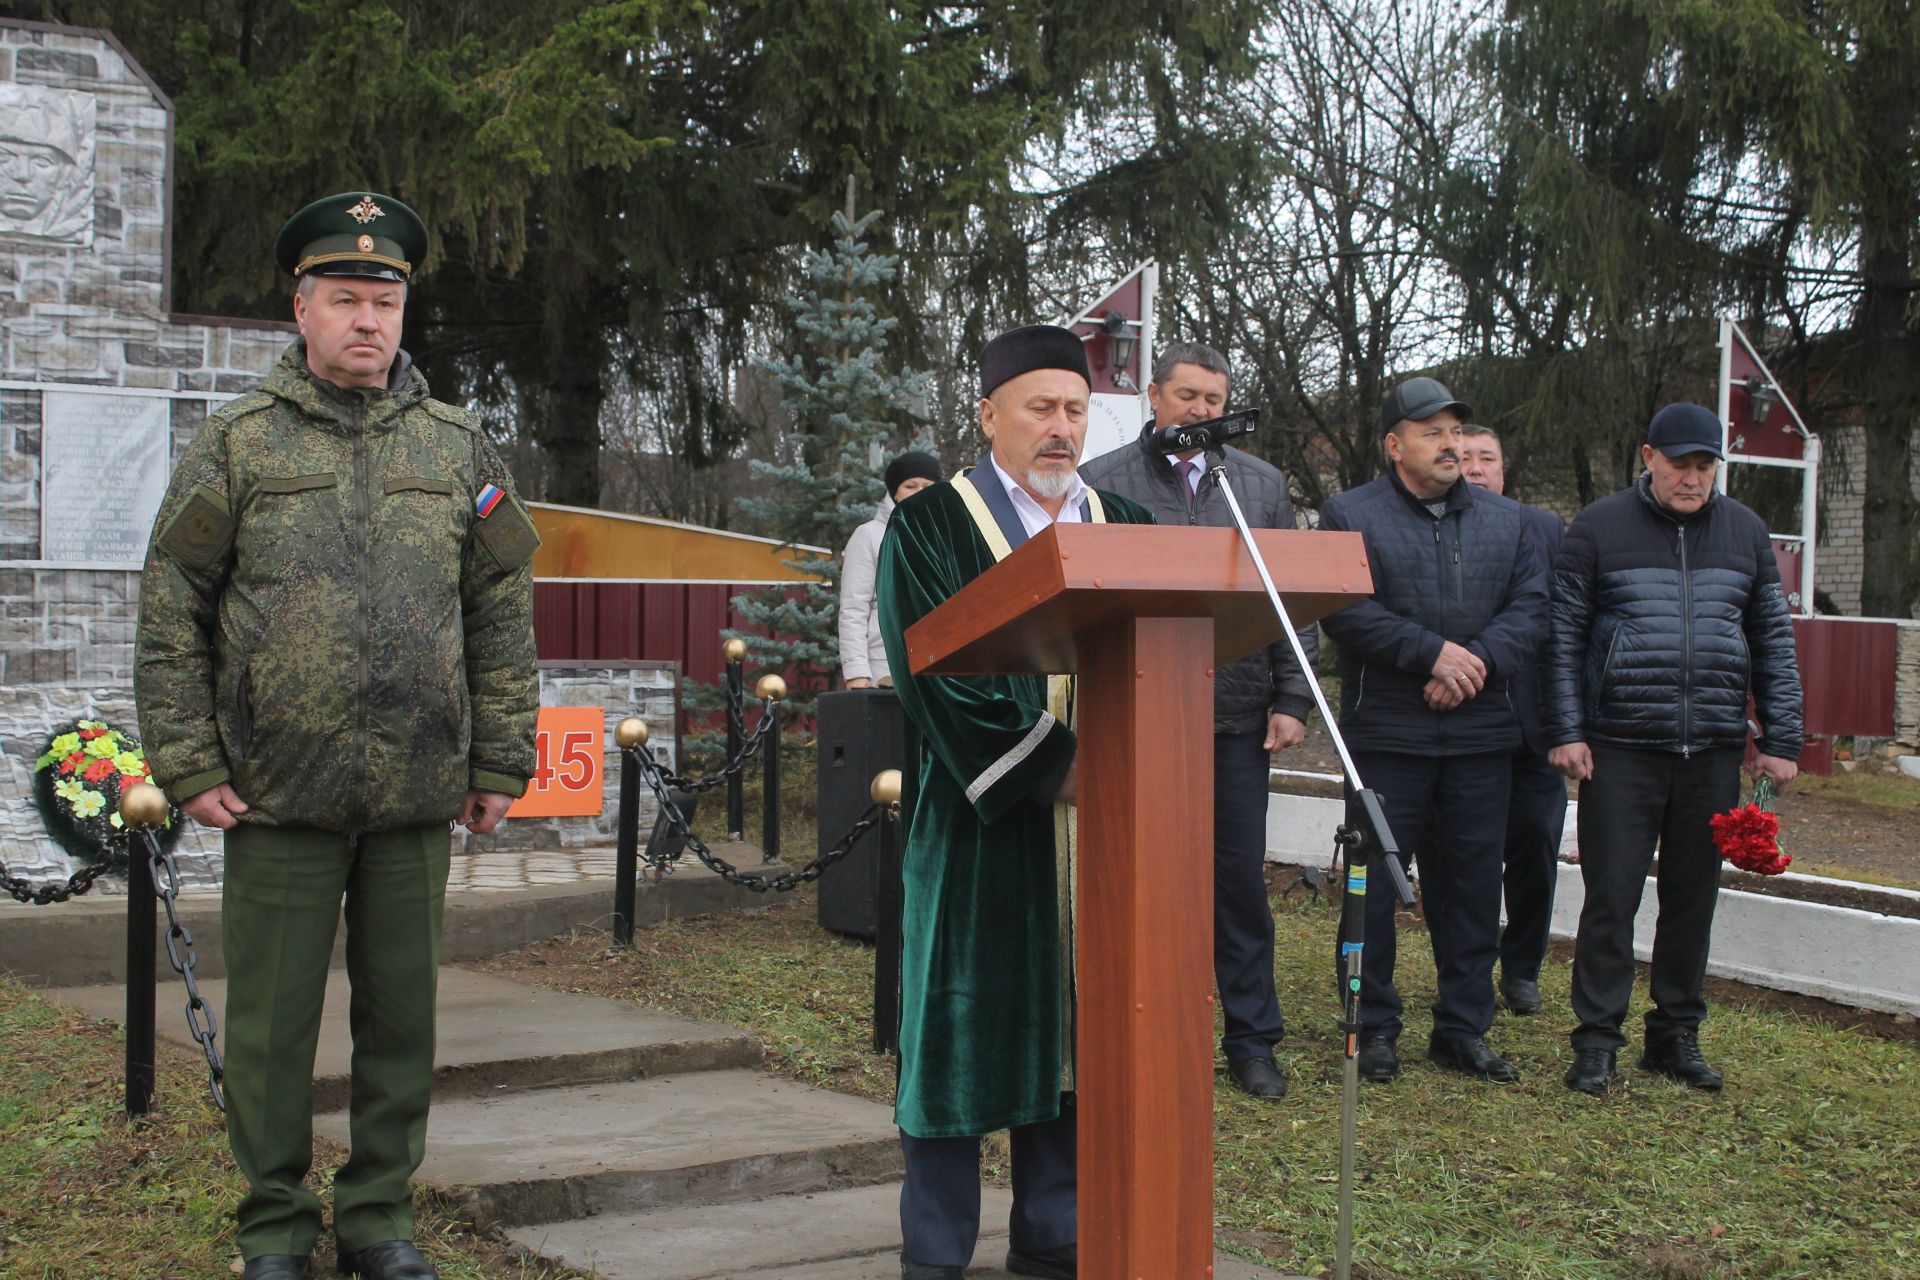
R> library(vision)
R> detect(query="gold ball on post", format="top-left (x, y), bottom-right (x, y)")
top-left (870, 769), bottom-right (903, 807)
top-left (119, 782), bottom-right (171, 829)
top-left (722, 637), bottom-right (748, 663)
top-left (615, 717), bottom-right (651, 749)
top-left (756, 674), bottom-right (788, 702)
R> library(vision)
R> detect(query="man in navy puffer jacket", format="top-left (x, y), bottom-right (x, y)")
top-left (1546, 402), bottom-right (1802, 1096)
top-left (1319, 378), bottom-right (1550, 1085)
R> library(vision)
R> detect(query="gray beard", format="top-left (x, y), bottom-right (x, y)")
top-left (1024, 467), bottom-right (1075, 500)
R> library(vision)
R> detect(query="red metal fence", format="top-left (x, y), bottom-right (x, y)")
top-left (535, 582), bottom-right (752, 688)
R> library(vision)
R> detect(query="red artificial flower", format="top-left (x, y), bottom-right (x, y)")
top-left (1711, 802), bottom-right (1792, 876)
top-left (79, 728), bottom-right (107, 740)
top-left (61, 751), bottom-right (86, 775)
top-left (82, 757), bottom-right (118, 783)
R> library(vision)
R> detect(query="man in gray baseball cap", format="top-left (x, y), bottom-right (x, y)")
top-left (1317, 376), bottom-right (1549, 1085)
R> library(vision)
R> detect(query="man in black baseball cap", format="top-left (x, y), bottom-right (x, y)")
top-left (1317, 375), bottom-right (1549, 1086)
top-left (1545, 401), bottom-right (1801, 1097)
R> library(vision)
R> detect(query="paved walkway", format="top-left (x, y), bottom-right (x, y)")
top-left (38, 853), bottom-right (1303, 1278)
top-left (50, 965), bottom-right (1301, 1278)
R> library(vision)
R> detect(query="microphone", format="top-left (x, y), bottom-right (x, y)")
top-left (1147, 408), bottom-right (1259, 455)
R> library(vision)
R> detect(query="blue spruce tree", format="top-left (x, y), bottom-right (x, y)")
top-left (729, 204), bottom-right (932, 719)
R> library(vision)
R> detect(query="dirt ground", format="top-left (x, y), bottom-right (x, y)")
top-left (1272, 734), bottom-right (1920, 891)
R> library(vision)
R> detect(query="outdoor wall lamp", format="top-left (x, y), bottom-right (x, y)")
top-left (1745, 374), bottom-right (1779, 427)
top-left (1103, 309), bottom-right (1139, 389)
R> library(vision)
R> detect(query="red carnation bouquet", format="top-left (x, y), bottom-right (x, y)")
top-left (1710, 775), bottom-right (1791, 875)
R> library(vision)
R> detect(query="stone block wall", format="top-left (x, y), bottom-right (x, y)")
top-left (1, 23), bottom-right (291, 694)
top-left (468, 662), bottom-right (684, 853)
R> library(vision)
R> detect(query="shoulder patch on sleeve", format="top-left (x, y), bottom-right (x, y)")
top-left (157, 484), bottom-right (235, 570)
top-left (423, 399), bottom-right (479, 431)
top-left (473, 491), bottom-right (541, 574)
top-left (211, 391), bottom-right (276, 424)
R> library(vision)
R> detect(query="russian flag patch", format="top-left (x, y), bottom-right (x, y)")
top-left (475, 484), bottom-right (505, 518)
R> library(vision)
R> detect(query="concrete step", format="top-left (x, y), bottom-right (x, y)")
top-left (504, 1182), bottom-right (1300, 1279)
top-left (46, 968), bottom-right (760, 1113)
top-left (363, 1069), bottom-right (903, 1228)
top-left (1, 846), bottom-right (775, 987)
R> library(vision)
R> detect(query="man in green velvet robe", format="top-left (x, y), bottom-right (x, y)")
top-left (876, 325), bottom-right (1153, 1280)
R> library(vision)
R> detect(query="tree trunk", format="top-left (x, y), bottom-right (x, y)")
top-left (1853, 39), bottom-right (1920, 619)
top-left (541, 295), bottom-right (605, 508)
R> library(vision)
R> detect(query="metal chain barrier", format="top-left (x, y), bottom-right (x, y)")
top-left (140, 828), bottom-right (226, 1111)
top-left (1, 850), bottom-right (117, 905)
top-left (631, 743), bottom-right (879, 893)
top-left (655, 698), bottom-right (778, 795)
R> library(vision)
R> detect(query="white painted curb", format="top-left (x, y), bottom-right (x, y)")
top-left (1265, 780), bottom-right (1920, 1017)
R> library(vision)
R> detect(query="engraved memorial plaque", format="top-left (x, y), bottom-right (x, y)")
top-left (41, 391), bottom-right (171, 565)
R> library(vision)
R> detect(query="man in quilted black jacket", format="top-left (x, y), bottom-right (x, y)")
top-left (1545, 402), bottom-right (1803, 1096)
top-left (1319, 378), bottom-right (1550, 1085)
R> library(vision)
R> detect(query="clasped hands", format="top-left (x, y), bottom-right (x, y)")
top-left (1425, 641), bottom-right (1486, 711)
top-left (182, 784), bottom-right (515, 834)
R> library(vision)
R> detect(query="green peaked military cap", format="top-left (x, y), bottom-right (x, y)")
top-left (273, 191), bottom-right (426, 281)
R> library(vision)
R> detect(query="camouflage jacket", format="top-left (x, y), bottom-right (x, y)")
top-left (135, 341), bottom-right (540, 834)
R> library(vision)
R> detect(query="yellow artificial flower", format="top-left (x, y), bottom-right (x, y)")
top-left (84, 735), bottom-right (119, 759)
top-left (113, 752), bottom-right (147, 776)
top-left (49, 732), bottom-right (81, 757)
top-left (70, 788), bottom-right (106, 818)
top-left (54, 777), bottom-right (86, 801)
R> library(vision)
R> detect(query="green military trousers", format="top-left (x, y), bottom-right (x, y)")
top-left (221, 822), bottom-right (451, 1260)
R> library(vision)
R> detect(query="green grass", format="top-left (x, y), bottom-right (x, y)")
top-left (0, 981), bottom-right (586, 1280)
top-left (1793, 768), bottom-right (1920, 810)
top-left (486, 888), bottom-right (1920, 1280)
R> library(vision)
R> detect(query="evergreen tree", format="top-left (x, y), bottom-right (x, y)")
top-left (728, 204), bottom-right (931, 718)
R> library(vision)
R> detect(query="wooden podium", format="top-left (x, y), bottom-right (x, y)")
top-left (906, 522), bottom-right (1371, 1278)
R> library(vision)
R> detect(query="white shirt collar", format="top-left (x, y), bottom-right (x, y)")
top-left (987, 453), bottom-right (1086, 540)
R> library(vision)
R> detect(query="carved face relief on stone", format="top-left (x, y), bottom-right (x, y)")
top-left (0, 83), bottom-right (96, 246)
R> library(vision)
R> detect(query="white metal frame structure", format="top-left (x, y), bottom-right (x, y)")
top-left (1716, 319), bottom-right (1821, 617)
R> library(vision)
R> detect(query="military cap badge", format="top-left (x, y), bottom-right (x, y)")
top-left (274, 191), bottom-right (426, 282)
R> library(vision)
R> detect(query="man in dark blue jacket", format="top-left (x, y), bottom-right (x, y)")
top-left (1459, 425), bottom-right (1568, 1017)
top-left (1319, 379), bottom-right (1550, 1084)
top-left (1546, 402), bottom-right (1802, 1096)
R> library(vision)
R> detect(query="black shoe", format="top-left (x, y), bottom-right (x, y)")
top-left (1563, 1048), bottom-right (1618, 1096)
top-left (1640, 1031), bottom-right (1723, 1092)
top-left (1007, 1242), bottom-right (1076, 1279)
top-left (242, 1259), bottom-right (311, 1280)
top-left (1500, 976), bottom-right (1543, 1016)
top-left (1228, 1054), bottom-right (1289, 1100)
top-left (900, 1260), bottom-right (965, 1280)
top-left (337, 1240), bottom-right (437, 1280)
top-left (1427, 1032), bottom-right (1520, 1082)
top-left (1355, 1034), bottom-right (1400, 1083)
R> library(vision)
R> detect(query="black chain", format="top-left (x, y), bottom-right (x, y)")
top-left (633, 746), bottom-right (883, 892)
top-left (655, 699), bottom-right (778, 795)
top-left (140, 829), bottom-right (226, 1111)
top-left (1, 849), bottom-right (118, 905)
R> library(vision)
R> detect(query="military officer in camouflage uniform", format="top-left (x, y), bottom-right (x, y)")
top-left (135, 192), bottom-right (540, 1280)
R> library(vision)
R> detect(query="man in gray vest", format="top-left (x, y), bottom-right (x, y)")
top-left (1080, 341), bottom-right (1317, 1100)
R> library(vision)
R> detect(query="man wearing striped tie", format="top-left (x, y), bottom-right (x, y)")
top-left (1079, 341), bottom-right (1318, 1102)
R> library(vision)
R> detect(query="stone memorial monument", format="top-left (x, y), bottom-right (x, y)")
top-left (0, 20), bottom-right (301, 888)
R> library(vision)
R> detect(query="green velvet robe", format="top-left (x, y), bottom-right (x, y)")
top-left (876, 473), bottom-right (1154, 1137)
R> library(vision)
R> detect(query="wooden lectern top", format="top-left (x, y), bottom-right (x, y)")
top-left (906, 523), bottom-right (1372, 677)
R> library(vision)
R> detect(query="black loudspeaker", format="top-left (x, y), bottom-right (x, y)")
top-left (815, 688), bottom-right (905, 938)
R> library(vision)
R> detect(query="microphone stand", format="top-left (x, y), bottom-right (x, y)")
top-left (1208, 456), bottom-right (1413, 1280)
